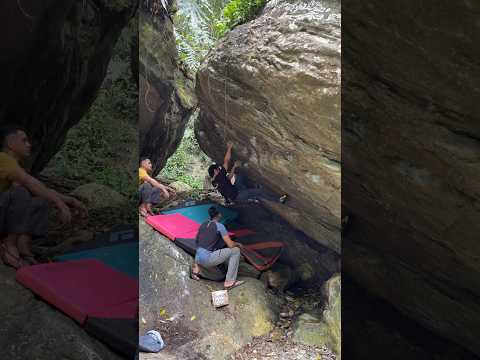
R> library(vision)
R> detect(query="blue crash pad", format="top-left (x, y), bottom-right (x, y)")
top-left (56, 242), bottom-right (138, 279)
top-left (161, 203), bottom-right (238, 225)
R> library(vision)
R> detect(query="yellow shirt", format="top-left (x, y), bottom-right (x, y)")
top-left (0, 152), bottom-right (20, 192)
top-left (139, 167), bottom-right (148, 184)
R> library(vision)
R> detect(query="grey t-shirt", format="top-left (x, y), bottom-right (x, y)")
top-left (195, 220), bottom-right (228, 252)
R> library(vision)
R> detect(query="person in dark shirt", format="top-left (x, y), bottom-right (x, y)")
top-left (191, 206), bottom-right (245, 290)
top-left (207, 142), bottom-right (287, 205)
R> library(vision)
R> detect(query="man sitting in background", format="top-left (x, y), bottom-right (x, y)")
top-left (0, 125), bottom-right (87, 268)
top-left (138, 157), bottom-right (176, 217)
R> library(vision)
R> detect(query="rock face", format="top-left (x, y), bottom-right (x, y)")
top-left (293, 274), bottom-right (341, 357)
top-left (232, 201), bottom-right (340, 287)
top-left (139, 0), bottom-right (196, 175)
top-left (139, 221), bottom-right (278, 360)
top-left (71, 183), bottom-right (128, 211)
top-left (342, 276), bottom-right (477, 360)
top-left (0, 266), bottom-right (122, 360)
top-left (343, 2), bottom-right (480, 356)
top-left (195, 0), bottom-right (341, 253)
top-left (0, 0), bottom-right (137, 173)
top-left (169, 180), bottom-right (193, 193)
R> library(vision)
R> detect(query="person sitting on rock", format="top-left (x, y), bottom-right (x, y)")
top-left (207, 142), bottom-right (287, 205)
top-left (0, 125), bottom-right (87, 268)
top-left (138, 157), bottom-right (176, 217)
top-left (191, 206), bottom-right (245, 290)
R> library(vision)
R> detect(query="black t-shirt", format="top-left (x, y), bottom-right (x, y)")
top-left (212, 165), bottom-right (238, 201)
top-left (195, 221), bottom-right (225, 251)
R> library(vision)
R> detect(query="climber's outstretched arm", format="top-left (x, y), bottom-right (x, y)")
top-left (223, 141), bottom-right (234, 170)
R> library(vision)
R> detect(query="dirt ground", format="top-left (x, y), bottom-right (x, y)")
top-left (230, 337), bottom-right (334, 360)
top-left (228, 283), bottom-right (336, 360)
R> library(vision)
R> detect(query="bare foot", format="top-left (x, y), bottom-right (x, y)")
top-left (139, 205), bottom-right (148, 217)
top-left (190, 263), bottom-right (201, 280)
top-left (17, 235), bottom-right (34, 258)
top-left (1, 244), bottom-right (29, 269)
top-left (146, 203), bottom-right (155, 215)
top-left (22, 255), bottom-right (39, 265)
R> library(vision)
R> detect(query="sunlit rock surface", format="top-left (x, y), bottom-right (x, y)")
top-left (195, 0), bottom-right (341, 252)
top-left (139, 0), bottom-right (196, 174)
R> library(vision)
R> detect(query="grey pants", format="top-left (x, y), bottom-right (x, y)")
top-left (197, 247), bottom-right (241, 282)
top-left (138, 182), bottom-right (162, 205)
top-left (236, 188), bottom-right (278, 203)
top-left (234, 173), bottom-right (278, 203)
top-left (0, 185), bottom-right (49, 237)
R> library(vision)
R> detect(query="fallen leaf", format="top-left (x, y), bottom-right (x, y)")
top-left (190, 315), bottom-right (196, 321)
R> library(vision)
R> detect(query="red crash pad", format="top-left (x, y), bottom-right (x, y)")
top-left (146, 213), bottom-right (255, 240)
top-left (230, 228), bottom-right (255, 238)
top-left (16, 259), bottom-right (138, 324)
top-left (240, 241), bottom-right (284, 271)
top-left (146, 213), bottom-right (200, 240)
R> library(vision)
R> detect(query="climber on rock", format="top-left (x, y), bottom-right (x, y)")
top-left (207, 142), bottom-right (287, 205)
top-left (190, 206), bottom-right (245, 290)
top-left (0, 125), bottom-right (87, 269)
top-left (138, 157), bottom-right (176, 217)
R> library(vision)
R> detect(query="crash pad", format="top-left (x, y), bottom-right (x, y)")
top-left (146, 213), bottom-right (253, 240)
top-left (56, 242), bottom-right (138, 279)
top-left (146, 212), bottom-right (281, 271)
top-left (146, 213), bottom-right (201, 240)
top-left (162, 203), bottom-right (238, 225)
top-left (175, 234), bottom-right (282, 271)
top-left (16, 259), bottom-right (138, 324)
top-left (85, 317), bottom-right (138, 358)
top-left (238, 240), bottom-right (284, 271)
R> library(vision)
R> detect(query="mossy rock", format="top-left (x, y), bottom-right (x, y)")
top-left (293, 274), bottom-right (341, 357)
top-left (169, 180), bottom-right (193, 193)
top-left (175, 72), bottom-right (197, 110)
top-left (231, 280), bottom-right (276, 337)
top-left (140, 223), bottom-right (279, 359)
top-left (71, 183), bottom-right (127, 211)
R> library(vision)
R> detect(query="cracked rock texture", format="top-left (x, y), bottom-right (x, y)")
top-left (139, 0), bottom-right (196, 175)
top-left (343, 1), bottom-right (480, 356)
top-left (195, 0), bottom-right (341, 252)
top-left (0, 0), bottom-right (137, 173)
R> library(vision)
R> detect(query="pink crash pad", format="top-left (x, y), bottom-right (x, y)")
top-left (146, 213), bottom-right (201, 240)
top-left (16, 259), bottom-right (138, 324)
top-left (146, 213), bottom-right (255, 240)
